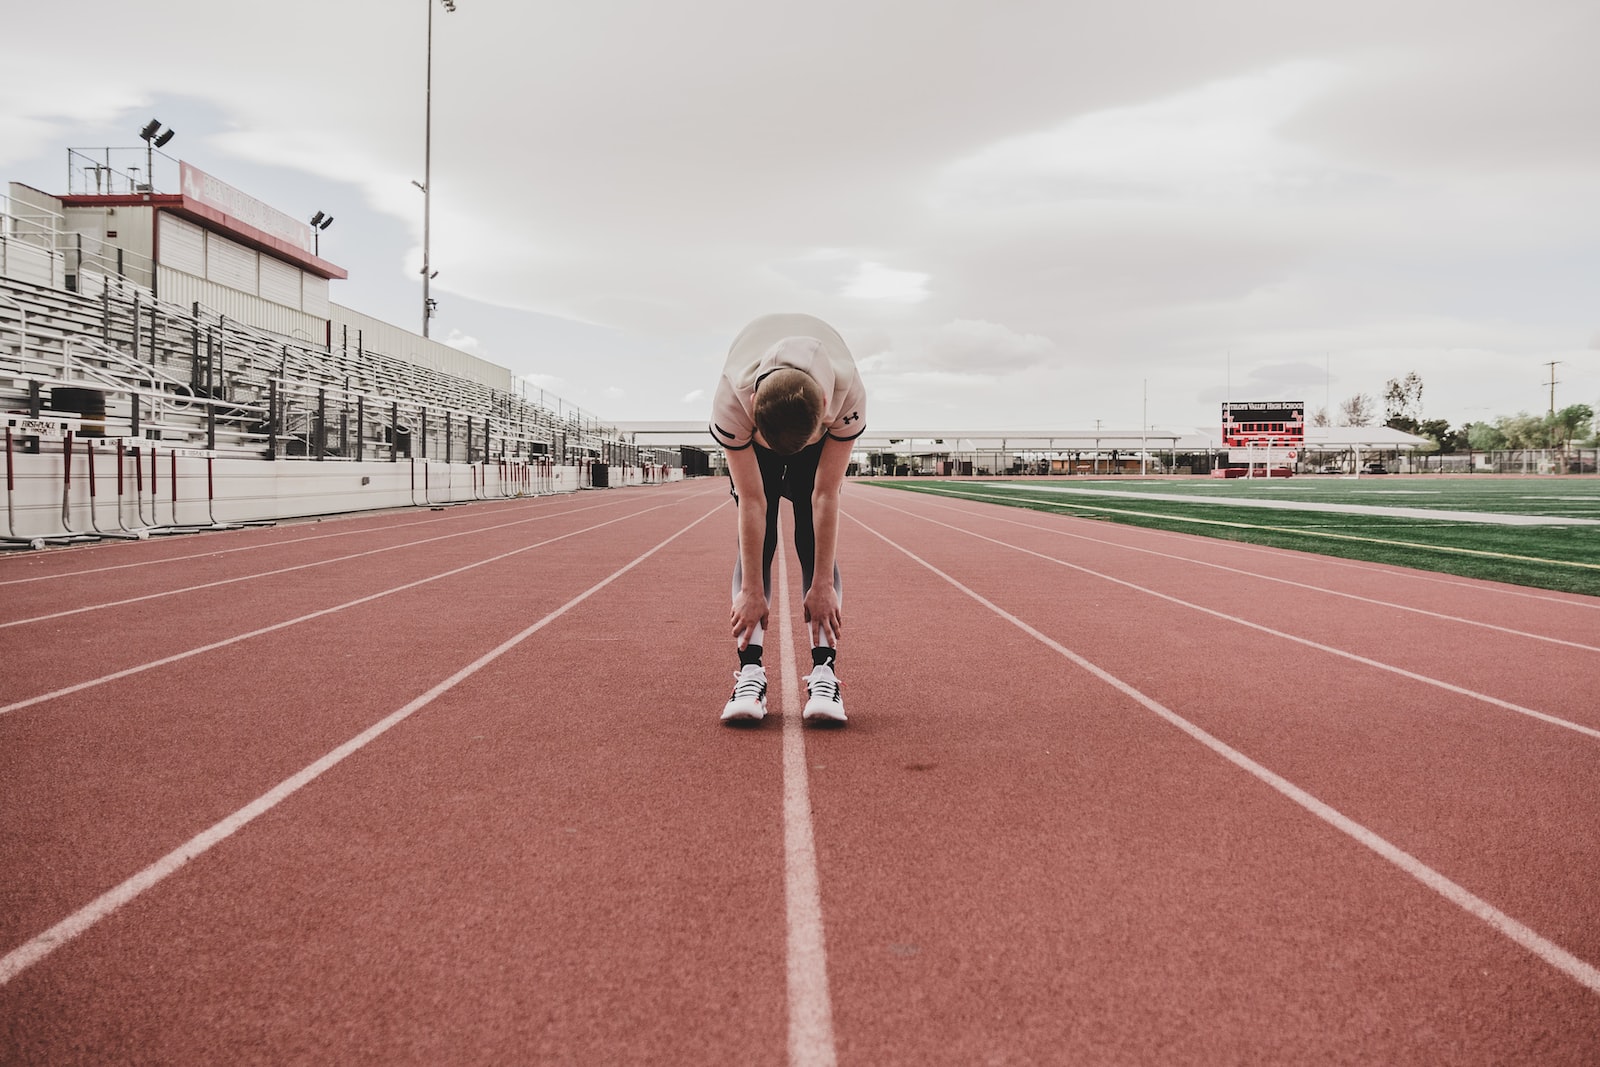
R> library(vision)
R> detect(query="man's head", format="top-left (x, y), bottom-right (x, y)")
top-left (753, 367), bottom-right (825, 455)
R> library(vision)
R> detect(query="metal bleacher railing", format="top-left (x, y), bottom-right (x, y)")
top-left (0, 203), bottom-right (665, 474)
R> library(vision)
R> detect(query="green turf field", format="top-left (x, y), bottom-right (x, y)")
top-left (866, 476), bottom-right (1600, 598)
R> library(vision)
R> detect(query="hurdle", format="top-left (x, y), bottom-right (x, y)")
top-left (2, 417), bottom-right (101, 549)
top-left (81, 436), bottom-right (144, 540)
top-left (412, 458), bottom-right (457, 511)
top-left (130, 444), bottom-right (268, 536)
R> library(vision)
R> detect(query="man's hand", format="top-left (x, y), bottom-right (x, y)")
top-left (803, 582), bottom-right (841, 648)
top-left (731, 587), bottom-right (769, 649)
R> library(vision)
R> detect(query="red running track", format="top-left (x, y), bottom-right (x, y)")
top-left (1, 479), bottom-right (1597, 1064)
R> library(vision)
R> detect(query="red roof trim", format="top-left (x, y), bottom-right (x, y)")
top-left (58, 193), bottom-right (348, 280)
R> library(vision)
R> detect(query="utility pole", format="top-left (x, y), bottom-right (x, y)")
top-left (1544, 360), bottom-right (1561, 415)
top-left (421, 0), bottom-right (458, 338)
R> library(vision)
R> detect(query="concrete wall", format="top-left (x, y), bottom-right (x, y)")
top-left (0, 441), bottom-right (681, 546)
top-left (329, 305), bottom-right (512, 390)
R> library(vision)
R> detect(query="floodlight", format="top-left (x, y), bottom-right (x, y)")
top-left (153, 129), bottom-right (175, 147)
top-left (139, 120), bottom-right (161, 142)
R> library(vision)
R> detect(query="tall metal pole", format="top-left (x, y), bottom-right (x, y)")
top-left (422, 0), bottom-right (435, 338)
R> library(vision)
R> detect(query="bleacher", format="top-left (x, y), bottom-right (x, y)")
top-left (0, 270), bottom-right (648, 471)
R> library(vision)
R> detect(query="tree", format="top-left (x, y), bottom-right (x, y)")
top-left (1548, 403), bottom-right (1594, 448)
top-left (1495, 412), bottom-right (1548, 449)
top-left (1383, 371), bottom-right (1424, 431)
top-left (1311, 406), bottom-right (1330, 428)
top-left (1416, 417), bottom-right (1454, 452)
top-left (1338, 393), bottom-right (1375, 427)
top-left (1467, 422), bottom-right (1507, 451)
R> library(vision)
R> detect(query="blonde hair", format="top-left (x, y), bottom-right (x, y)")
top-left (754, 368), bottom-right (825, 455)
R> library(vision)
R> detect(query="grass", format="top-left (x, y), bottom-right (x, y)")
top-left (863, 476), bottom-right (1600, 598)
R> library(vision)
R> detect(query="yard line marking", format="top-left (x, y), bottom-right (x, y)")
top-left (967, 481), bottom-right (1600, 526)
top-left (776, 548), bottom-right (838, 1067)
top-left (0, 497), bottom-right (636, 629)
top-left (1003, 495), bottom-right (1600, 613)
top-left (0, 496), bottom-right (697, 717)
top-left (0, 503), bottom-right (722, 988)
top-left (910, 494), bottom-right (1600, 654)
top-left (851, 514), bottom-right (1600, 997)
top-left (861, 497), bottom-right (1600, 743)
top-left (899, 484), bottom-right (1600, 571)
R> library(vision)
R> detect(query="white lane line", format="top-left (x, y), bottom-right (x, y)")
top-left (0, 502), bottom-right (722, 988)
top-left (910, 485), bottom-right (1600, 570)
top-left (1, 496), bottom-right (632, 629)
top-left (860, 497), bottom-right (1600, 744)
top-left (968, 481), bottom-right (1600, 526)
top-left (776, 548), bottom-right (838, 1067)
top-left (0, 497), bottom-right (693, 717)
top-left (850, 514), bottom-right (1600, 998)
top-left (1056, 499), bottom-right (1600, 613)
top-left (912, 494), bottom-right (1600, 654)
top-left (0, 495), bottom-right (551, 587)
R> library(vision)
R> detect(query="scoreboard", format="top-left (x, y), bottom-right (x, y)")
top-left (1222, 401), bottom-right (1304, 464)
top-left (1222, 401), bottom-right (1305, 447)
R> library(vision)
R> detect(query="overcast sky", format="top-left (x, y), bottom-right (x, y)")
top-left (4, 0), bottom-right (1597, 432)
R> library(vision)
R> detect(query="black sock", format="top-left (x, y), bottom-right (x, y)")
top-left (811, 646), bottom-right (836, 670)
top-left (738, 644), bottom-right (764, 668)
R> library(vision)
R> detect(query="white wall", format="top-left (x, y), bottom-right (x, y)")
top-left (330, 305), bottom-right (513, 390)
top-left (0, 442), bottom-right (679, 546)
top-left (157, 265), bottom-right (330, 342)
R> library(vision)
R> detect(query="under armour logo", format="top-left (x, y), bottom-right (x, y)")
top-left (842, 411), bottom-right (860, 424)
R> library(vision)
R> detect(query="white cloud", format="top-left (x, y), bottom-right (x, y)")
top-left (840, 261), bottom-right (931, 304)
top-left (444, 329), bottom-right (481, 355)
top-left (936, 60), bottom-right (1349, 211)
top-left (3, 1), bottom-right (1595, 430)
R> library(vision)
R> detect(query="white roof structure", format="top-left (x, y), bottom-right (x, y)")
top-left (614, 421), bottom-right (1435, 453)
top-left (615, 421), bottom-right (1188, 451)
top-left (1172, 425), bottom-right (1434, 451)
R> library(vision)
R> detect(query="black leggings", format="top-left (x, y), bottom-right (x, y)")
top-left (729, 439), bottom-right (842, 617)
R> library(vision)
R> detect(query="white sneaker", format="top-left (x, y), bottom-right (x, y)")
top-left (802, 664), bottom-right (847, 723)
top-left (721, 664), bottom-right (768, 722)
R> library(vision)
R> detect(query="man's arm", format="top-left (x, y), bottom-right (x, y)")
top-left (803, 435), bottom-right (854, 646)
top-left (726, 446), bottom-right (769, 649)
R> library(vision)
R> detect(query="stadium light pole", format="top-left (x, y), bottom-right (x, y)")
top-left (309, 211), bottom-right (333, 256)
top-left (421, 0), bottom-right (457, 338)
top-left (137, 119), bottom-right (175, 193)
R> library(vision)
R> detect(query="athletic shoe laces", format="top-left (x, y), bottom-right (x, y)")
top-left (732, 667), bottom-right (766, 700)
top-left (804, 667), bottom-right (839, 702)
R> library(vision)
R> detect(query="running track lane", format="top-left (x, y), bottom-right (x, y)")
top-left (845, 488), bottom-right (1600, 964)
top-left (0, 493), bottom-right (661, 703)
top-left (0, 485), bottom-right (721, 948)
top-left (846, 489), bottom-right (1600, 954)
top-left (894, 487), bottom-right (1600, 723)
top-left (1, 486), bottom-right (809, 1063)
top-left (790, 485), bottom-right (1598, 1064)
top-left (5, 477), bottom-right (1599, 1062)
top-left (0, 493), bottom-right (628, 621)
top-left (900, 483), bottom-right (1600, 633)
top-left (0, 493), bottom-right (549, 586)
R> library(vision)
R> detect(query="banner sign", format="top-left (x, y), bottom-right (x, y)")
top-left (180, 162), bottom-right (314, 254)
